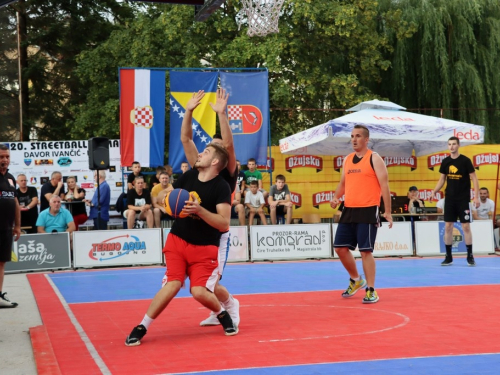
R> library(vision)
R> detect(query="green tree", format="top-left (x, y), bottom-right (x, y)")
top-left (378, 0), bottom-right (500, 143)
top-left (75, 0), bottom-right (415, 147)
top-left (0, 0), bottom-right (135, 141)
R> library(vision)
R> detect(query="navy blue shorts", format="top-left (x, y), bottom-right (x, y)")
top-left (334, 223), bottom-right (378, 252)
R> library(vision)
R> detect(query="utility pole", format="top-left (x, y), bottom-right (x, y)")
top-left (16, 0), bottom-right (27, 141)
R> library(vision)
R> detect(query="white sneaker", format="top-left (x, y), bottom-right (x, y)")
top-left (0, 292), bottom-right (18, 308)
top-left (224, 298), bottom-right (240, 327)
top-left (200, 311), bottom-right (220, 326)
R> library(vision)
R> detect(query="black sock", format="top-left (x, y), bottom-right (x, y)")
top-left (445, 245), bottom-right (452, 257)
top-left (466, 244), bottom-right (473, 257)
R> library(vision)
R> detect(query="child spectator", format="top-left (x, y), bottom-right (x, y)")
top-left (245, 180), bottom-right (267, 225)
top-left (268, 174), bottom-right (293, 224)
top-left (127, 161), bottom-right (146, 190)
top-left (243, 158), bottom-right (268, 199)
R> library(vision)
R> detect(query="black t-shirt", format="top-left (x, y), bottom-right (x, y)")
top-left (0, 171), bottom-right (17, 230)
top-left (220, 165), bottom-right (238, 193)
top-left (171, 169), bottom-right (231, 246)
top-left (439, 154), bottom-right (475, 201)
top-left (149, 175), bottom-right (160, 187)
top-left (67, 188), bottom-right (87, 216)
top-left (17, 186), bottom-right (39, 226)
top-left (126, 188), bottom-right (151, 209)
top-left (127, 172), bottom-right (145, 185)
top-left (236, 170), bottom-right (245, 190)
top-left (40, 182), bottom-right (66, 211)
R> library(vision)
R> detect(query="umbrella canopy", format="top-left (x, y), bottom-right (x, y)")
top-left (279, 109), bottom-right (484, 157)
top-left (346, 99), bottom-right (406, 112)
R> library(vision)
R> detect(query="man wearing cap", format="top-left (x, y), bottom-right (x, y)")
top-left (407, 186), bottom-right (425, 220)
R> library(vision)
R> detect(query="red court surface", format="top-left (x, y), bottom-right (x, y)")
top-left (29, 273), bottom-right (500, 374)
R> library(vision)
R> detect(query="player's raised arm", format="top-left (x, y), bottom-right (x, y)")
top-left (181, 90), bottom-right (205, 168)
top-left (210, 89), bottom-right (236, 175)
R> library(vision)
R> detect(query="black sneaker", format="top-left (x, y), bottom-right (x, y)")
top-left (467, 256), bottom-right (476, 266)
top-left (0, 292), bottom-right (18, 308)
top-left (441, 257), bottom-right (453, 266)
top-left (216, 310), bottom-right (239, 336)
top-left (125, 324), bottom-right (147, 346)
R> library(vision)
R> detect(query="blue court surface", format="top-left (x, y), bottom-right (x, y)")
top-left (45, 257), bottom-right (500, 374)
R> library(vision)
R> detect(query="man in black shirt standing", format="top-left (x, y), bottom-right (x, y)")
top-left (16, 173), bottom-right (39, 234)
top-left (125, 143), bottom-right (236, 346)
top-left (40, 171), bottom-right (65, 212)
top-left (0, 144), bottom-right (21, 308)
top-left (431, 136), bottom-right (480, 266)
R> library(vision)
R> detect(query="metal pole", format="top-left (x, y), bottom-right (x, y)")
top-left (16, 7), bottom-right (23, 141)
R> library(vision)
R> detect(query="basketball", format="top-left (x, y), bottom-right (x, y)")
top-left (164, 188), bottom-right (192, 218)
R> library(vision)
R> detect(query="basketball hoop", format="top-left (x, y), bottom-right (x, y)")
top-left (239, 0), bottom-right (285, 37)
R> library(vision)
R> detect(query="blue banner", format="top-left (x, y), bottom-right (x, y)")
top-left (439, 222), bottom-right (467, 253)
top-left (169, 71), bottom-right (218, 173)
top-left (220, 71), bottom-right (269, 167)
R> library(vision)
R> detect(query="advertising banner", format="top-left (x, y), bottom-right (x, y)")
top-left (332, 222), bottom-right (413, 258)
top-left (5, 140), bottom-right (125, 223)
top-left (227, 226), bottom-right (249, 262)
top-left (6, 233), bottom-right (71, 273)
top-left (250, 224), bottom-right (331, 261)
top-left (73, 228), bottom-right (163, 268)
top-left (260, 144), bottom-right (499, 220)
top-left (415, 221), bottom-right (494, 256)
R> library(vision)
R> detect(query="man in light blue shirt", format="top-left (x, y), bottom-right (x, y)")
top-left (87, 170), bottom-right (111, 230)
top-left (36, 196), bottom-right (75, 234)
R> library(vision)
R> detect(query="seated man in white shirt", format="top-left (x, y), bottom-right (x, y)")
top-left (472, 187), bottom-right (495, 220)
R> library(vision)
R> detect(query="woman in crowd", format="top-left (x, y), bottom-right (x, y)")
top-left (65, 176), bottom-right (88, 230)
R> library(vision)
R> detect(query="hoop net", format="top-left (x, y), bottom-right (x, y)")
top-left (240, 0), bottom-right (285, 37)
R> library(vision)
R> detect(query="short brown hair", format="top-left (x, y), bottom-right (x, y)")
top-left (207, 142), bottom-right (229, 172)
top-left (448, 136), bottom-right (460, 145)
top-left (354, 124), bottom-right (369, 137)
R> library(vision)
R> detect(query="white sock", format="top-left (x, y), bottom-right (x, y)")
top-left (222, 295), bottom-right (233, 308)
top-left (140, 314), bottom-right (154, 329)
top-left (215, 307), bottom-right (224, 315)
top-left (353, 276), bottom-right (360, 281)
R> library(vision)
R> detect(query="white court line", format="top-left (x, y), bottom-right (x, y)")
top-left (172, 351), bottom-right (500, 374)
top-left (45, 274), bottom-right (111, 375)
top-left (238, 304), bottom-right (410, 343)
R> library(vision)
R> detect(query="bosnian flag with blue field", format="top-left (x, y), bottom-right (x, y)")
top-left (169, 71), bottom-right (218, 173)
top-left (119, 69), bottom-right (166, 167)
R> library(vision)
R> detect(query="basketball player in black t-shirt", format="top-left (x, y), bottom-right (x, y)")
top-left (431, 136), bottom-right (480, 266)
top-left (179, 88), bottom-right (241, 328)
top-left (125, 143), bottom-right (237, 346)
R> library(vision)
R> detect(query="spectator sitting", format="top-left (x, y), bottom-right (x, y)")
top-left (236, 159), bottom-right (245, 192)
top-left (125, 176), bottom-right (154, 229)
top-left (65, 176), bottom-right (88, 230)
top-left (494, 217), bottom-right (500, 251)
top-left (151, 172), bottom-right (173, 228)
top-left (245, 180), bottom-right (267, 225)
top-left (149, 166), bottom-right (166, 188)
top-left (407, 186), bottom-right (425, 221)
top-left (231, 183), bottom-right (245, 226)
top-left (268, 174), bottom-right (293, 224)
top-left (164, 164), bottom-right (174, 185)
top-left (127, 161), bottom-right (146, 190)
top-left (36, 196), bottom-right (75, 234)
top-left (180, 161), bottom-right (190, 174)
top-left (16, 173), bottom-right (39, 234)
top-left (472, 187), bottom-right (495, 220)
top-left (243, 158), bottom-right (268, 199)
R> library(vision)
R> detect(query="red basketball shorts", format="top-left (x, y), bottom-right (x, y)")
top-left (162, 233), bottom-right (219, 292)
